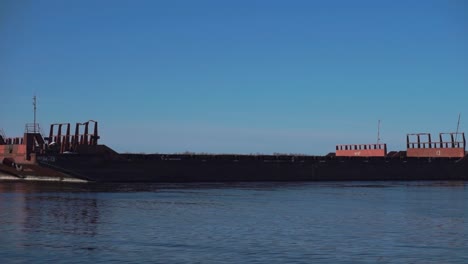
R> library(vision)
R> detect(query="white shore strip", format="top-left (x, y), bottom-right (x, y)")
top-left (0, 172), bottom-right (88, 183)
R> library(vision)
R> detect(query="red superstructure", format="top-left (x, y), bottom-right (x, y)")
top-left (406, 132), bottom-right (466, 158)
top-left (336, 144), bottom-right (387, 157)
top-left (0, 124), bottom-right (44, 164)
top-left (0, 121), bottom-right (100, 165)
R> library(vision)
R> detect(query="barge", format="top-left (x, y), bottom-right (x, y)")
top-left (1, 120), bottom-right (467, 183)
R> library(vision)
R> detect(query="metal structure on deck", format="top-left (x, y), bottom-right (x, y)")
top-left (1, 120), bottom-right (100, 166)
top-left (48, 120), bottom-right (100, 153)
top-left (406, 132), bottom-right (466, 158)
top-left (336, 143), bottom-right (387, 157)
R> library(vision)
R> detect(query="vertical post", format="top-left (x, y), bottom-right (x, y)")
top-left (93, 121), bottom-right (98, 145)
top-left (58, 124), bottom-right (63, 153)
top-left (64, 123), bottom-right (70, 151)
top-left (49, 124), bottom-right (55, 143)
top-left (33, 95), bottom-right (37, 133)
top-left (83, 122), bottom-right (89, 145)
top-left (462, 133), bottom-right (466, 149)
top-left (377, 120), bottom-right (381, 144)
top-left (75, 123), bottom-right (81, 147)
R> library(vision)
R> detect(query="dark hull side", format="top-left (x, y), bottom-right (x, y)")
top-left (34, 153), bottom-right (468, 183)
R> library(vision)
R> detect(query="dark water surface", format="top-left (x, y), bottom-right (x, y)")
top-left (0, 181), bottom-right (467, 264)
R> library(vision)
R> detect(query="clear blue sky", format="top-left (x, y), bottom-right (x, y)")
top-left (1, 0), bottom-right (467, 154)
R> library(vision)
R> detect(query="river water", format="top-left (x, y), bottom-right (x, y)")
top-left (0, 181), bottom-right (467, 263)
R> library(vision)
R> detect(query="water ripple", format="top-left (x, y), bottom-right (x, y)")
top-left (0, 181), bottom-right (467, 263)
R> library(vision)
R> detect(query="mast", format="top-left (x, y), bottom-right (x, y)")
top-left (455, 113), bottom-right (461, 143)
top-left (33, 95), bottom-right (37, 133)
top-left (377, 120), bottom-right (381, 144)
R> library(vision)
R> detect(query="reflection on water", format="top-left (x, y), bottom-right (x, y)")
top-left (0, 181), bottom-right (467, 264)
top-left (0, 183), bottom-right (98, 236)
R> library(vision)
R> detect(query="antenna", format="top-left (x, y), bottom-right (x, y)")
top-left (455, 113), bottom-right (461, 143)
top-left (33, 95), bottom-right (37, 133)
top-left (377, 120), bottom-right (381, 144)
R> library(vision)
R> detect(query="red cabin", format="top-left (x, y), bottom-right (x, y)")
top-left (0, 121), bottom-right (100, 165)
top-left (336, 143), bottom-right (387, 157)
top-left (406, 132), bottom-right (465, 158)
